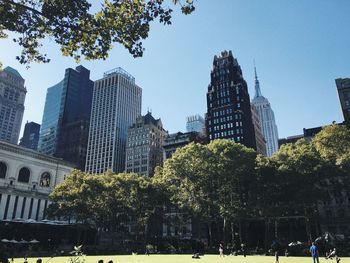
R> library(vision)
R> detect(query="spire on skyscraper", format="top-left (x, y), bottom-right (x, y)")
top-left (251, 65), bottom-right (279, 157)
top-left (254, 65), bottom-right (262, 98)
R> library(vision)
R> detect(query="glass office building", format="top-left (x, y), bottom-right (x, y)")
top-left (37, 81), bottom-right (64, 156)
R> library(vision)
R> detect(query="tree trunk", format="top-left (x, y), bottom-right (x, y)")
top-left (230, 222), bottom-right (235, 245)
top-left (207, 222), bottom-right (212, 247)
top-left (264, 218), bottom-right (269, 253)
top-left (274, 219), bottom-right (278, 239)
top-left (144, 220), bottom-right (149, 246)
top-left (222, 218), bottom-right (226, 244)
top-left (304, 207), bottom-right (312, 243)
top-left (305, 216), bottom-right (312, 243)
top-left (238, 220), bottom-right (243, 244)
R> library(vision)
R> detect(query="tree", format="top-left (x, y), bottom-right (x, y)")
top-left (153, 139), bottom-right (257, 245)
top-left (313, 124), bottom-right (350, 169)
top-left (271, 139), bottom-right (326, 242)
top-left (0, 0), bottom-right (195, 64)
top-left (49, 170), bottom-right (163, 244)
top-left (49, 169), bottom-right (105, 225)
top-left (102, 172), bottom-right (162, 242)
top-left (154, 142), bottom-right (219, 244)
top-left (207, 139), bottom-right (257, 244)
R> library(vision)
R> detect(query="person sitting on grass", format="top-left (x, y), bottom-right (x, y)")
top-left (327, 248), bottom-right (337, 259)
top-left (192, 253), bottom-right (200, 259)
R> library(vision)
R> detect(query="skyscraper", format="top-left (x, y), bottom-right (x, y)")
top-left (251, 106), bottom-right (267, 156)
top-left (186, 114), bottom-right (205, 135)
top-left (37, 81), bottom-right (64, 156)
top-left (19, 121), bottom-right (41, 150)
top-left (55, 66), bottom-right (94, 170)
top-left (251, 67), bottom-right (279, 156)
top-left (335, 78), bottom-right (350, 127)
top-left (125, 112), bottom-right (167, 176)
top-left (0, 67), bottom-right (26, 144)
top-left (38, 66), bottom-right (94, 169)
top-left (85, 67), bottom-right (142, 174)
top-left (206, 50), bottom-right (256, 149)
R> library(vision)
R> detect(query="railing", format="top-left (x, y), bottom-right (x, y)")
top-left (103, 67), bottom-right (135, 83)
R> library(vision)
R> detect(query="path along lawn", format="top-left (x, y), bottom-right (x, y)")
top-left (13, 255), bottom-right (350, 263)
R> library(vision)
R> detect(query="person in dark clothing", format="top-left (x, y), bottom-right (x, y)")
top-left (275, 251), bottom-right (279, 263)
top-left (241, 243), bottom-right (246, 257)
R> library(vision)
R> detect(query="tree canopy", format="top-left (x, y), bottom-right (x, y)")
top-left (49, 170), bottom-right (162, 242)
top-left (313, 124), bottom-right (350, 169)
top-left (0, 0), bottom-right (195, 64)
top-left (48, 127), bottom-right (350, 247)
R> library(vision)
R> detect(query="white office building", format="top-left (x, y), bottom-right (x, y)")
top-left (85, 68), bottom-right (142, 174)
top-left (251, 67), bottom-right (279, 157)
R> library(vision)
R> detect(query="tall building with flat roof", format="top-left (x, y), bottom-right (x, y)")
top-left (206, 51), bottom-right (256, 149)
top-left (19, 121), bottom-right (41, 150)
top-left (38, 81), bottom-right (64, 156)
top-left (251, 67), bottom-right (279, 156)
top-left (0, 67), bottom-right (26, 144)
top-left (38, 66), bottom-right (94, 170)
top-left (336, 78), bottom-right (350, 127)
top-left (85, 68), bottom-right (142, 174)
top-left (126, 112), bottom-right (167, 176)
top-left (55, 66), bottom-right (94, 170)
top-left (186, 114), bottom-right (205, 135)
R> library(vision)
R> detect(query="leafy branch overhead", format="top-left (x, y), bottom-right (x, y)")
top-left (0, 0), bottom-right (195, 64)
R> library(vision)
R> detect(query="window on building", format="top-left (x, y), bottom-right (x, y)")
top-left (0, 162), bottom-right (7, 179)
top-left (40, 172), bottom-right (51, 187)
top-left (18, 167), bottom-right (30, 183)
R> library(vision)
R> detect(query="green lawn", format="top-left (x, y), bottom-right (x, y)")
top-left (13, 255), bottom-right (350, 263)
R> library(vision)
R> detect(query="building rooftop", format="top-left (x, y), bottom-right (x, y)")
top-left (103, 67), bottom-right (135, 83)
top-left (3, 66), bottom-right (23, 79)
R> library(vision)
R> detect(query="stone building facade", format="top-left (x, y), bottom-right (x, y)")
top-left (0, 67), bottom-right (26, 144)
top-left (0, 141), bottom-right (73, 221)
top-left (125, 112), bottom-right (167, 177)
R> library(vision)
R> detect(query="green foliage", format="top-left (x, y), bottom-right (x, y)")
top-left (0, 0), bottom-right (195, 64)
top-left (270, 139), bottom-right (326, 213)
top-left (153, 139), bottom-right (257, 244)
top-left (49, 170), bottom-right (163, 240)
top-left (313, 124), bottom-right (350, 167)
top-left (49, 128), bottom-right (350, 244)
top-left (49, 169), bottom-right (105, 223)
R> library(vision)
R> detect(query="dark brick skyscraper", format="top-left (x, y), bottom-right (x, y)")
top-left (206, 50), bottom-right (256, 149)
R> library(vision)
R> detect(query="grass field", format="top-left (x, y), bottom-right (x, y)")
top-left (12, 255), bottom-right (350, 263)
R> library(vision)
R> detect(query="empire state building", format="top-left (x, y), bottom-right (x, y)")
top-left (251, 67), bottom-right (279, 156)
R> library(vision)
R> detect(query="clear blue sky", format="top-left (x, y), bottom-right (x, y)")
top-left (1, 0), bottom-right (349, 139)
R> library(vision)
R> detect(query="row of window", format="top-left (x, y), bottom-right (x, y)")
top-left (0, 162), bottom-right (51, 187)
top-left (209, 132), bottom-right (244, 141)
top-left (210, 122), bottom-right (242, 132)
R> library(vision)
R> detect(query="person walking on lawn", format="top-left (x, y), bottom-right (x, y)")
top-left (310, 242), bottom-right (319, 263)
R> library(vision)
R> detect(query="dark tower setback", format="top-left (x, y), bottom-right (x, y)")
top-left (55, 66), bottom-right (94, 170)
top-left (206, 51), bottom-right (256, 149)
top-left (19, 121), bottom-right (40, 150)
